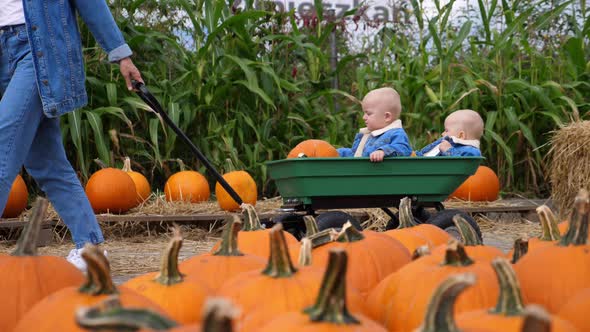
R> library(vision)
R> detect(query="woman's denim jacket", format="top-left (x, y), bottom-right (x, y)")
top-left (22, 0), bottom-right (132, 117)
top-left (416, 137), bottom-right (481, 157)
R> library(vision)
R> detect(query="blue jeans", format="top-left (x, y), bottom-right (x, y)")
top-left (0, 24), bottom-right (103, 249)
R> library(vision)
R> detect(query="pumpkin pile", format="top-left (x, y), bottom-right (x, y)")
top-left (5, 190), bottom-right (590, 332)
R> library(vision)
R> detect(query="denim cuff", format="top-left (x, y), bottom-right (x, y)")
top-left (107, 43), bottom-right (133, 63)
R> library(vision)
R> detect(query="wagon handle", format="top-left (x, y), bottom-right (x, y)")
top-left (131, 80), bottom-right (244, 206)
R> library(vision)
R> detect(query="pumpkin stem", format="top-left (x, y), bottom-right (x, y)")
top-left (304, 215), bottom-right (319, 237)
top-left (521, 305), bottom-right (551, 332)
top-left (559, 189), bottom-right (589, 247)
top-left (510, 238), bottom-right (529, 264)
top-left (213, 215), bottom-right (244, 257)
top-left (176, 158), bottom-right (187, 172)
top-left (304, 248), bottom-right (360, 324)
top-left (417, 273), bottom-right (476, 332)
top-left (154, 227), bottom-right (184, 286)
top-left (241, 203), bottom-right (264, 231)
top-left (262, 223), bottom-right (298, 278)
top-left (398, 197), bottom-right (418, 228)
top-left (308, 229), bottom-right (338, 248)
top-left (75, 295), bottom-right (178, 331)
top-left (452, 215), bottom-right (482, 245)
top-left (442, 240), bottom-right (474, 267)
top-left (412, 245), bottom-right (431, 260)
top-left (298, 238), bottom-right (313, 266)
top-left (94, 158), bottom-right (108, 169)
top-left (12, 197), bottom-right (48, 256)
top-left (335, 222), bottom-right (365, 242)
top-left (490, 258), bottom-right (525, 316)
top-left (536, 205), bottom-right (561, 241)
top-left (79, 244), bottom-right (118, 295)
top-left (223, 158), bottom-right (237, 173)
top-left (202, 298), bottom-right (239, 332)
top-left (121, 157), bottom-right (133, 172)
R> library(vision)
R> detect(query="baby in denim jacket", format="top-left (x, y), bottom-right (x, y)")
top-left (417, 109), bottom-right (483, 157)
top-left (337, 87), bottom-right (413, 162)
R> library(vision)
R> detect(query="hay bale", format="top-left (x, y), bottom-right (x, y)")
top-left (548, 121), bottom-right (590, 218)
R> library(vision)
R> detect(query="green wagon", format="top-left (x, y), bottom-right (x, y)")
top-left (265, 156), bottom-right (484, 240)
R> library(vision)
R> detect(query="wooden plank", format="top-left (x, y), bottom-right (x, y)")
top-left (0, 219), bottom-right (57, 228)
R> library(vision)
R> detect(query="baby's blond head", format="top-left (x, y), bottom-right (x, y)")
top-left (444, 109), bottom-right (484, 140)
top-left (361, 87), bottom-right (402, 131)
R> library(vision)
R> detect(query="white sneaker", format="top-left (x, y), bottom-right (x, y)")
top-left (67, 248), bottom-right (108, 273)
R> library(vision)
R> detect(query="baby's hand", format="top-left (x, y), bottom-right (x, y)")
top-left (439, 140), bottom-right (452, 152)
top-left (370, 150), bottom-right (385, 162)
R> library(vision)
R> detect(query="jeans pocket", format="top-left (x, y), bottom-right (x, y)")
top-left (16, 28), bottom-right (29, 43)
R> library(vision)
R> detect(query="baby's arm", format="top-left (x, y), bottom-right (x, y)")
top-left (337, 133), bottom-right (363, 157)
top-left (441, 146), bottom-right (482, 157)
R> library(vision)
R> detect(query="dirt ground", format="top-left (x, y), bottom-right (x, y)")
top-left (0, 210), bottom-right (541, 284)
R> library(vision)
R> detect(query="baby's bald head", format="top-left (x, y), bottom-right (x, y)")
top-left (362, 87), bottom-right (402, 120)
top-left (445, 110), bottom-right (484, 140)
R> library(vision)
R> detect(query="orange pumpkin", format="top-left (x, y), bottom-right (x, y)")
top-left (384, 197), bottom-right (452, 253)
top-left (514, 189), bottom-right (590, 313)
top-left (2, 174), bottom-right (29, 218)
top-left (507, 205), bottom-right (560, 262)
top-left (310, 222), bottom-right (411, 298)
top-left (123, 228), bottom-right (210, 324)
top-left (210, 204), bottom-right (299, 260)
top-left (164, 160), bottom-right (210, 203)
top-left (430, 214), bottom-right (504, 261)
top-left (558, 287), bottom-right (590, 331)
top-left (0, 198), bottom-right (84, 331)
top-left (180, 215), bottom-right (266, 292)
top-left (14, 245), bottom-right (167, 332)
top-left (215, 170), bottom-right (257, 211)
top-left (287, 139), bottom-right (339, 158)
top-left (121, 157), bottom-right (151, 203)
top-left (456, 258), bottom-right (577, 332)
top-left (451, 165), bottom-right (500, 201)
top-left (256, 249), bottom-right (387, 332)
top-left (365, 240), bottom-right (499, 331)
top-left (85, 167), bottom-right (138, 213)
top-left (217, 224), bottom-right (325, 324)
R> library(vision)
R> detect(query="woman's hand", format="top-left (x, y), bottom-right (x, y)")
top-left (119, 57), bottom-right (143, 90)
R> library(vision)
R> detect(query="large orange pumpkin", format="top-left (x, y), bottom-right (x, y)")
top-left (456, 258), bottom-right (577, 332)
top-left (164, 160), bottom-right (210, 203)
top-left (256, 249), bottom-right (387, 332)
top-left (85, 167), bottom-right (138, 213)
top-left (215, 170), bottom-right (257, 211)
top-left (122, 228), bottom-right (211, 324)
top-left (180, 215), bottom-right (266, 292)
top-left (451, 165), bottom-right (500, 201)
top-left (310, 222), bottom-right (411, 298)
top-left (384, 197), bottom-right (452, 253)
top-left (0, 198), bottom-right (84, 332)
top-left (210, 204), bottom-right (299, 260)
top-left (121, 157), bottom-right (151, 203)
top-left (2, 174), bottom-right (29, 218)
top-left (558, 287), bottom-right (590, 331)
top-left (287, 139), bottom-right (339, 158)
top-left (14, 245), bottom-right (167, 332)
top-left (365, 240), bottom-right (499, 331)
top-left (514, 189), bottom-right (590, 314)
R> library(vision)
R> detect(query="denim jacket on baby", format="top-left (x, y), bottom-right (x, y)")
top-left (416, 136), bottom-right (481, 157)
top-left (337, 120), bottom-right (413, 157)
top-left (21, 0), bottom-right (132, 117)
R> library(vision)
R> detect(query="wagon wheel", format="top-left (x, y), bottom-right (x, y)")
top-left (271, 213), bottom-right (307, 240)
top-left (427, 209), bottom-right (482, 241)
top-left (315, 211), bottom-right (362, 232)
